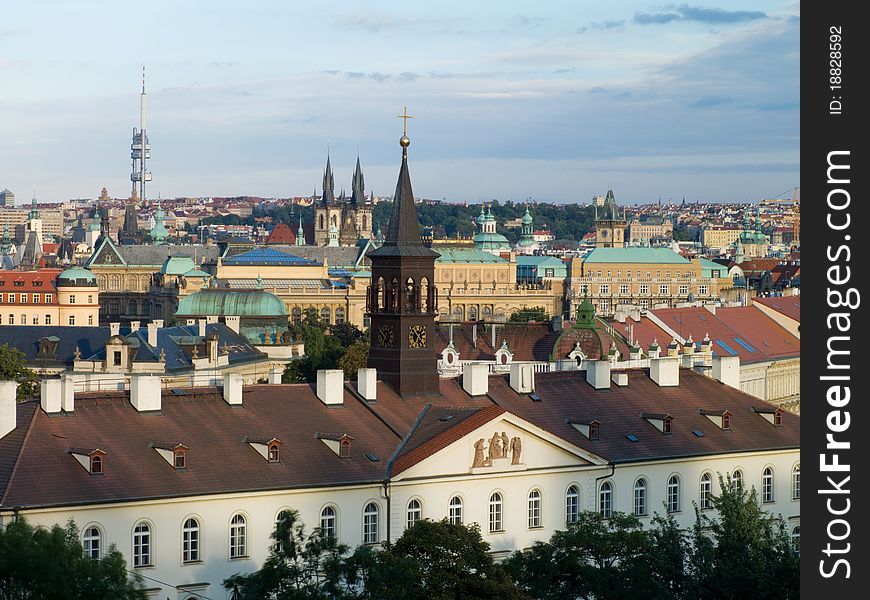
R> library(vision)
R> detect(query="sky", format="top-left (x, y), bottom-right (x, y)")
top-left (0, 1), bottom-right (799, 204)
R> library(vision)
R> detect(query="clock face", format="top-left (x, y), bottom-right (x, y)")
top-left (408, 325), bottom-right (427, 349)
top-left (377, 324), bottom-right (394, 347)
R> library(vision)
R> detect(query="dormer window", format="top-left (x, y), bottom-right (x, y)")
top-left (340, 438), bottom-right (351, 458)
top-left (641, 413), bottom-right (673, 434)
top-left (753, 406), bottom-right (784, 427)
top-left (663, 417), bottom-right (672, 434)
top-left (722, 413), bottom-right (732, 430)
top-left (268, 444), bottom-right (280, 462)
top-left (316, 432), bottom-right (354, 458)
top-left (774, 410), bottom-right (783, 427)
top-left (68, 448), bottom-right (106, 475)
top-left (589, 421), bottom-right (600, 440)
top-left (569, 419), bottom-right (600, 441)
top-left (91, 454), bottom-right (103, 474)
top-left (173, 448), bottom-right (187, 469)
top-left (151, 442), bottom-right (189, 469)
top-left (245, 437), bottom-right (282, 462)
top-left (700, 409), bottom-right (732, 431)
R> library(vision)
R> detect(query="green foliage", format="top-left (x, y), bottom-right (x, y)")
top-left (0, 343), bottom-right (39, 401)
top-left (338, 340), bottom-right (369, 380)
top-left (686, 475), bottom-right (799, 600)
top-left (0, 517), bottom-right (146, 600)
top-left (224, 508), bottom-right (348, 600)
top-left (283, 311), bottom-right (366, 383)
top-left (508, 307), bottom-right (549, 323)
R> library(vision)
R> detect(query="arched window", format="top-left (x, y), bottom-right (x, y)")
top-left (599, 482), bottom-right (613, 518)
top-left (404, 277), bottom-right (416, 312)
top-left (468, 306), bottom-right (478, 321)
top-left (362, 215), bottom-right (368, 230)
top-left (791, 525), bottom-right (800, 553)
top-left (291, 307), bottom-right (302, 324)
top-left (489, 492), bottom-right (503, 532)
top-left (732, 469), bottom-right (744, 493)
top-left (82, 526), bottom-right (101, 559)
top-left (363, 502), bottom-right (379, 544)
top-left (762, 467), bottom-right (774, 503)
top-left (634, 478), bottom-right (648, 516)
top-left (407, 499), bottom-right (422, 529)
top-left (90, 455), bottom-right (102, 474)
top-left (182, 518), bottom-right (200, 563)
top-left (320, 506), bottom-right (337, 540)
top-left (229, 514), bottom-right (247, 558)
top-left (335, 307), bottom-right (346, 324)
top-left (320, 307), bottom-right (331, 324)
top-left (132, 521), bottom-right (152, 567)
top-left (667, 475), bottom-right (681, 513)
top-left (449, 496), bottom-right (463, 525)
top-left (700, 472), bottom-right (713, 510)
top-left (566, 485), bottom-right (580, 524)
top-left (792, 464), bottom-right (800, 500)
top-left (268, 444), bottom-right (280, 462)
top-left (528, 489), bottom-right (542, 528)
top-left (420, 277), bottom-right (430, 312)
top-left (319, 214), bottom-right (324, 230)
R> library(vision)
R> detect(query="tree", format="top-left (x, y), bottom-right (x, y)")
top-left (338, 340), bottom-right (369, 380)
top-left (686, 475), bottom-right (799, 600)
top-left (508, 307), bottom-right (549, 323)
top-left (0, 517), bottom-right (146, 600)
top-left (224, 509), bottom-right (347, 600)
top-left (0, 343), bottom-right (38, 401)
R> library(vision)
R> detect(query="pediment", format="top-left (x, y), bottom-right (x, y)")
top-left (391, 412), bottom-right (606, 481)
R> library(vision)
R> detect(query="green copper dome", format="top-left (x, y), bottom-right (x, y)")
top-left (521, 207), bottom-right (533, 225)
top-left (176, 290), bottom-right (287, 317)
top-left (57, 266), bottom-right (98, 286)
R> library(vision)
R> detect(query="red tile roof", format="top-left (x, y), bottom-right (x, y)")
top-left (0, 270), bottom-right (61, 294)
top-left (753, 296), bottom-right (800, 322)
top-left (433, 323), bottom-right (561, 362)
top-left (266, 223), bottom-right (297, 245)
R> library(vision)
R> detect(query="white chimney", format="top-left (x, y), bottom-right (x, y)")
top-left (463, 363), bottom-right (489, 396)
top-left (629, 308), bottom-right (642, 322)
top-left (186, 319), bottom-right (197, 326)
top-left (154, 319), bottom-right (164, 328)
top-left (109, 322), bottom-right (120, 336)
top-left (509, 362), bottom-right (535, 394)
top-left (206, 315), bottom-right (218, 324)
top-left (198, 319), bottom-right (207, 337)
top-left (611, 372), bottom-right (629, 386)
top-left (60, 373), bottom-right (76, 412)
top-left (40, 378), bottom-right (62, 413)
top-left (712, 356), bottom-right (741, 389)
top-left (130, 374), bottom-right (162, 412)
top-left (316, 369), bottom-right (344, 405)
top-left (358, 368), bottom-right (377, 401)
top-left (268, 367), bottom-right (282, 384)
top-left (147, 321), bottom-right (159, 347)
top-left (0, 381), bottom-right (19, 439)
top-left (130, 321), bottom-right (141, 332)
top-left (650, 356), bottom-right (680, 387)
top-left (225, 316), bottom-right (241, 334)
top-left (223, 372), bottom-right (243, 405)
top-left (586, 360), bottom-right (611, 390)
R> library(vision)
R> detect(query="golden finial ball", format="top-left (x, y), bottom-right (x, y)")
top-left (399, 135), bottom-right (410, 148)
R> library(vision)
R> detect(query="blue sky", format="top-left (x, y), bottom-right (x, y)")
top-left (0, 1), bottom-right (799, 204)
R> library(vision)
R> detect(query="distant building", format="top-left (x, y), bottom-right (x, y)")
top-left (473, 206), bottom-right (511, 255)
top-left (0, 267), bottom-right (99, 327)
top-left (594, 189), bottom-right (627, 248)
top-left (313, 155), bottom-right (373, 246)
top-left (0, 189), bottom-right (13, 207)
top-left (628, 215), bottom-right (673, 242)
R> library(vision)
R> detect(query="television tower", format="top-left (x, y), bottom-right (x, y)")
top-left (130, 66), bottom-right (152, 202)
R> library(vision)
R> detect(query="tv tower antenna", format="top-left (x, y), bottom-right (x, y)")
top-left (130, 65), bottom-right (152, 204)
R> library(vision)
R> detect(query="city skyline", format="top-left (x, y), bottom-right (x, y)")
top-left (1, 1), bottom-right (799, 203)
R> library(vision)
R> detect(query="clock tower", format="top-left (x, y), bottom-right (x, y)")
top-left (594, 188), bottom-right (627, 248)
top-left (366, 109), bottom-right (440, 396)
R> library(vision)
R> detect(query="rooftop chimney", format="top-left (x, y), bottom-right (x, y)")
top-left (463, 363), bottom-right (489, 396)
top-left (130, 374), bottom-right (162, 411)
top-left (40, 378), bottom-right (62, 413)
top-left (712, 356), bottom-right (741, 389)
top-left (225, 316), bottom-right (240, 334)
top-left (154, 319), bottom-right (164, 328)
top-left (611, 372), bottom-right (629, 386)
top-left (358, 368), bottom-right (377, 401)
top-left (268, 367), bottom-right (282, 385)
top-left (130, 321), bottom-right (141, 332)
top-left (585, 360), bottom-right (611, 390)
top-left (316, 370), bottom-right (344, 405)
top-left (198, 319), bottom-right (207, 337)
top-left (109, 322), bottom-right (120, 336)
top-left (650, 356), bottom-right (680, 387)
top-left (0, 381), bottom-right (18, 439)
top-left (60, 373), bottom-right (75, 412)
top-left (223, 372), bottom-right (243, 405)
top-left (147, 321), bottom-right (160, 347)
top-left (509, 362), bottom-right (535, 394)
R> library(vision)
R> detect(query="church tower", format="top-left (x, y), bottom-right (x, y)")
top-left (366, 110), bottom-right (440, 396)
top-left (594, 188), bottom-right (627, 248)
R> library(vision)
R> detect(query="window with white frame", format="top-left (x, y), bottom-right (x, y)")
top-left (699, 285), bottom-right (708, 295)
top-left (407, 499), bottom-right (422, 529)
top-left (634, 478), bottom-right (648, 516)
top-left (320, 506), bottom-right (337, 540)
top-left (639, 284), bottom-right (649, 294)
top-left (659, 284), bottom-right (669, 295)
top-left (620, 284), bottom-right (629, 295)
top-left (83, 526), bottom-right (101, 559)
top-left (599, 482), bottom-right (613, 518)
top-left (363, 502), bottom-right (379, 544)
top-left (762, 467), bottom-right (774, 503)
top-left (667, 475), bottom-right (681, 513)
top-left (132, 521), bottom-right (152, 567)
top-left (449, 496), bottom-right (463, 525)
top-left (699, 473), bottom-right (713, 510)
top-left (489, 492), bottom-right (503, 532)
top-left (792, 464), bottom-right (800, 500)
top-left (598, 299), bottom-right (609, 312)
top-left (599, 284), bottom-right (609, 295)
top-left (732, 469), bottom-right (744, 493)
top-left (679, 285), bottom-right (689, 295)
top-left (229, 514), bottom-right (247, 558)
top-left (45, 314), bottom-right (51, 325)
top-left (528, 489), bottom-right (542, 528)
top-left (566, 485), bottom-right (580, 524)
top-left (182, 518), bottom-right (200, 563)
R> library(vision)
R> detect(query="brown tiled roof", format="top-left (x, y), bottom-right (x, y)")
top-left (753, 296), bottom-right (800, 322)
top-left (433, 323), bottom-right (561, 362)
top-left (552, 319), bottom-right (632, 361)
top-left (0, 269), bottom-right (61, 294)
top-left (266, 223), bottom-right (297, 245)
top-left (486, 368), bottom-right (799, 464)
top-left (388, 405), bottom-right (505, 476)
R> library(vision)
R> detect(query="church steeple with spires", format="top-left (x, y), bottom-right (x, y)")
top-left (321, 154), bottom-right (336, 205)
top-left (351, 154), bottom-right (365, 206)
top-left (366, 108), bottom-right (440, 397)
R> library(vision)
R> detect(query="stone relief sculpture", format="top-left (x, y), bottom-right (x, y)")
top-left (489, 432), bottom-right (503, 460)
top-left (472, 432), bottom-right (522, 468)
top-left (510, 437), bottom-right (523, 465)
top-left (472, 438), bottom-right (491, 468)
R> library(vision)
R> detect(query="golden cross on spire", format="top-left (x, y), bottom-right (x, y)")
top-left (397, 106), bottom-right (414, 136)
